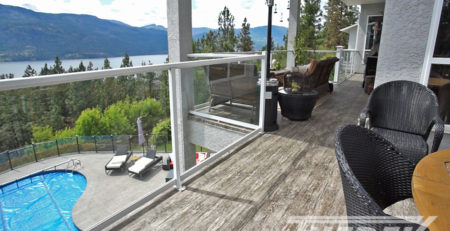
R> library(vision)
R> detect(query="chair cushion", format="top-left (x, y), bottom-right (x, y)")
top-left (371, 127), bottom-right (428, 164)
top-left (106, 155), bottom-right (127, 169)
top-left (128, 157), bottom-right (153, 173)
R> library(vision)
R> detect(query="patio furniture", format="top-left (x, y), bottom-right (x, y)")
top-left (438, 82), bottom-right (450, 124)
top-left (278, 89), bottom-right (318, 121)
top-left (105, 144), bottom-right (132, 174)
top-left (412, 149), bottom-right (450, 231)
top-left (128, 149), bottom-right (162, 178)
top-left (334, 125), bottom-right (427, 230)
top-left (283, 57), bottom-right (338, 94)
top-left (359, 80), bottom-right (444, 165)
top-left (206, 63), bottom-right (259, 111)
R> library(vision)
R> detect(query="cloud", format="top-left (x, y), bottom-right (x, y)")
top-left (99, 0), bottom-right (114, 6)
top-left (0, 0), bottom-right (290, 29)
top-left (21, 3), bottom-right (37, 11)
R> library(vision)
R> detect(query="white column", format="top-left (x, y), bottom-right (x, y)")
top-left (286, 0), bottom-right (299, 69)
top-left (334, 46), bottom-right (344, 84)
top-left (167, 0), bottom-right (196, 185)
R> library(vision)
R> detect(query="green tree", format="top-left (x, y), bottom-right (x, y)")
top-left (102, 102), bottom-right (133, 135)
top-left (197, 31), bottom-right (219, 52)
top-left (127, 98), bottom-right (164, 134)
top-left (324, 0), bottom-right (358, 48)
top-left (295, 0), bottom-right (323, 65)
top-left (0, 73), bottom-right (14, 79)
top-left (52, 56), bottom-right (65, 74)
top-left (237, 17), bottom-right (253, 52)
top-left (75, 108), bottom-right (105, 135)
top-left (23, 65), bottom-right (36, 77)
top-left (31, 125), bottom-right (54, 143)
top-left (103, 58), bottom-right (111, 69)
top-left (40, 63), bottom-right (51, 75)
top-left (158, 71), bottom-right (170, 116)
top-left (54, 127), bottom-right (76, 139)
top-left (217, 6), bottom-right (237, 52)
top-left (151, 119), bottom-right (171, 146)
top-left (87, 61), bottom-right (94, 71)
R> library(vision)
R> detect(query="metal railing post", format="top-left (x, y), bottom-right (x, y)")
top-left (128, 136), bottom-right (132, 152)
top-left (111, 135), bottom-right (115, 153)
top-left (259, 51), bottom-right (267, 133)
top-left (6, 151), bottom-right (13, 170)
top-left (32, 143), bottom-right (37, 162)
top-left (55, 139), bottom-right (60, 156)
top-left (334, 46), bottom-right (344, 84)
top-left (94, 136), bottom-right (98, 153)
top-left (145, 134), bottom-right (149, 149)
top-left (165, 134), bottom-right (168, 153)
top-left (76, 135), bottom-right (80, 154)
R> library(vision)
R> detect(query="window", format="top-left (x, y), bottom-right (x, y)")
top-left (423, 0), bottom-right (450, 126)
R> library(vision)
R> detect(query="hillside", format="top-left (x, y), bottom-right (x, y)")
top-left (0, 4), bottom-right (168, 61)
top-left (0, 4), bottom-right (287, 62)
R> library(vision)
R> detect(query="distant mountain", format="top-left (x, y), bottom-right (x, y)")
top-left (0, 4), bottom-right (167, 61)
top-left (141, 24), bottom-right (167, 31)
top-left (0, 4), bottom-right (287, 62)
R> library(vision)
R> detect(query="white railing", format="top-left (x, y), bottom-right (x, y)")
top-left (337, 49), bottom-right (360, 83)
top-left (0, 53), bottom-right (266, 230)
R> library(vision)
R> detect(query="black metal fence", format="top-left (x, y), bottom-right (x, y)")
top-left (0, 133), bottom-right (170, 174)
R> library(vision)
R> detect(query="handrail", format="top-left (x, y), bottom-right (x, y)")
top-left (0, 158), bottom-right (82, 193)
top-left (0, 54), bottom-right (264, 92)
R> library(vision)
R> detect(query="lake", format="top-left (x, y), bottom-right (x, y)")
top-left (0, 54), bottom-right (168, 78)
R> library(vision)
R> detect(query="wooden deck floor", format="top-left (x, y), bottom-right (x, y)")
top-left (115, 75), bottom-right (417, 230)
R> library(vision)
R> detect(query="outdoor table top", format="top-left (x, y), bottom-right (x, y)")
top-left (412, 149), bottom-right (450, 231)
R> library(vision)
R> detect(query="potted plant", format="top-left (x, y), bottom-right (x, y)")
top-left (278, 73), bottom-right (319, 121)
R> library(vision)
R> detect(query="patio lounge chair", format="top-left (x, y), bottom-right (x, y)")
top-left (128, 149), bottom-right (162, 178)
top-left (105, 144), bottom-right (132, 174)
top-left (359, 80), bottom-right (444, 165)
top-left (334, 125), bottom-right (427, 230)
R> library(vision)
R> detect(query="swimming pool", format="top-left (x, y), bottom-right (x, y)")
top-left (0, 171), bottom-right (86, 231)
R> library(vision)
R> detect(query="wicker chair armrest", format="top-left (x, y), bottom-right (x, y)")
top-left (430, 116), bottom-right (444, 153)
top-left (358, 108), bottom-right (370, 128)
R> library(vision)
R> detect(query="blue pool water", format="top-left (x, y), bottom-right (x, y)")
top-left (0, 171), bottom-right (86, 231)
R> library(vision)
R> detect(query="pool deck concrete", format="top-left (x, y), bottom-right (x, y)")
top-left (0, 151), bottom-right (170, 230)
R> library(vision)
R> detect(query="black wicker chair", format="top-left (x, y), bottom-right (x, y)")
top-left (359, 80), bottom-right (444, 165)
top-left (334, 125), bottom-right (427, 230)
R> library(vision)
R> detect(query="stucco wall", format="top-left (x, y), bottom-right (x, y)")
top-left (375, 0), bottom-right (434, 87)
top-left (355, 3), bottom-right (385, 73)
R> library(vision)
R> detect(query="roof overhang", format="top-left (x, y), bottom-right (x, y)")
top-left (342, 0), bottom-right (385, 6)
top-left (340, 24), bottom-right (358, 33)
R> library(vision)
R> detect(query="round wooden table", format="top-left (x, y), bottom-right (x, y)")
top-left (412, 149), bottom-right (450, 231)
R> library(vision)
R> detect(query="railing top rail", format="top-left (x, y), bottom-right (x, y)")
top-left (0, 54), bottom-right (264, 92)
top-left (188, 52), bottom-right (260, 58)
top-left (305, 49), bottom-right (336, 53)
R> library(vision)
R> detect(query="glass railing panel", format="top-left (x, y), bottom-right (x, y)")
top-left (0, 152), bottom-right (9, 173)
top-left (79, 136), bottom-right (95, 152)
top-left (34, 141), bottom-right (59, 160)
top-left (56, 137), bottom-right (78, 154)
top-left (192, 60), bottom-right (261, 126)
top-left (271, 50), bottom-right (288, 70)
top-left (0, 55), bottom-right (264, 229)
top-left (9, 146), bottom-right (35, 169)
top-left (95, 135), bottom-right (114, 152)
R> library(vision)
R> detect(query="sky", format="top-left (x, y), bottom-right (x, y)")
top-left (0, 0), bottom-right (295, 29)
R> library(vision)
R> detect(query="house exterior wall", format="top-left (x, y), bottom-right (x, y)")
top-left (375, 0), bottom-right (434, 87)
top-left (355, 3), bottom-right (385, 73)
top-left (348, 29), bottom-right (357, 50)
